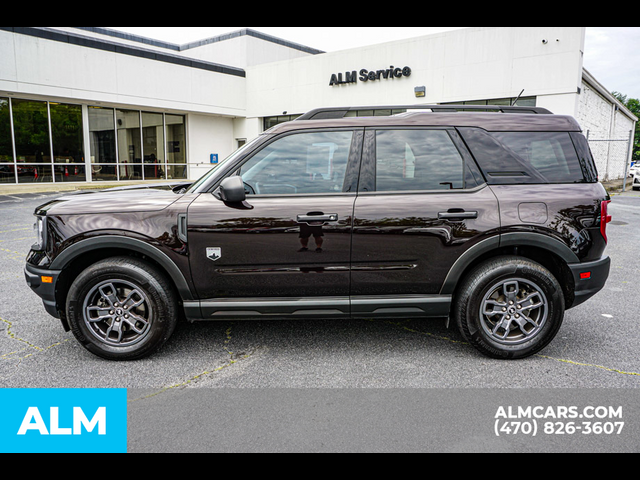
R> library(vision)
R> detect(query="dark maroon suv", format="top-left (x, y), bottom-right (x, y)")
top-left (25, 105), bottom-right (612, 361)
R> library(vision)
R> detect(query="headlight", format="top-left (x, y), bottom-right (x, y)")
top-left (33, 216), bottom-right (45, 250)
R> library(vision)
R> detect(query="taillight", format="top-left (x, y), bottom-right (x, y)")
top-left (600, 200), bottom-right (612, 243)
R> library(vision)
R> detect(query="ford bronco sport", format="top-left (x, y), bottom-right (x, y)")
top-left (25, 105), bottom-right (612, 361)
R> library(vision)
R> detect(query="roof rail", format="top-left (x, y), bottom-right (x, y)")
top-left (296, 104), bottom-right (553, 121)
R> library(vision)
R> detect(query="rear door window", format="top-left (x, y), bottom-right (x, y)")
top-left (372, 129), bottom-right (477, 192)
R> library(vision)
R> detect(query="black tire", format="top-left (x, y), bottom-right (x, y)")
top-left (453, 256), bottom-right (565, 360)
top-left (66, 257), bottom-right (178, 361)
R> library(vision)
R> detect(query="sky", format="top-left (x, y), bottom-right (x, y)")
top-left (107, 27), bottom-right (640, 101)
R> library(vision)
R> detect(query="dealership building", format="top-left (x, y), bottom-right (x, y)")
top-left (0, 26), bottom-right (636, 186)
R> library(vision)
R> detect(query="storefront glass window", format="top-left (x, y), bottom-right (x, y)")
top-left (0, 98), bottom-right (13, 163)
top-left (142, 112), bottom-right (164, 163)
top-left (89, 107), bottom-right (116, 164)
top-left (0, 165), bottom-right (16, 184)
top-left (0, 97), bottom-right (14, 185)
top-left (91, 164), bottom-right (118, 182)
top-left (117, 109), bottom-right (142, 166)
top-left (51, 103), bottom-right (86, 182)
top-left (166, 165), bottom-right (188, 180)
top-left (263, 114), bottom-right (301, 130)
top-left (512, 97), bottom-right (536, 107)
top-left (166, 114), bottom-right (188, 179)
top-left (17, 164), bottom-right (52, 184)
top-left (51, 103), bottom-right (85, 164)
top-left (55, 164), bottom-right (87, 183)
top-left (87, 109), bottom-right (187, 182)
top-left (11, 99), bottom-right (51, 183)
top-left (12, 99), bottom-right (51, 164)
top-left (143, 112), bottom-right (165, 180)
top-left (0, 98), bottom-right (192, 184)
top-left (343, 109), bottom-right (406, 118)
top-left (166, 114), bottom-right (185, 164)
top-left (116, 109), bottom-right (142, 181)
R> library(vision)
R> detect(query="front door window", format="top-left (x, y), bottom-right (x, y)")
top-left (239, 131), bottom-right (354, 196)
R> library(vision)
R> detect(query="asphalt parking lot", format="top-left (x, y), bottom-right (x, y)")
top-left (1, 187), bottom-right (639, 452)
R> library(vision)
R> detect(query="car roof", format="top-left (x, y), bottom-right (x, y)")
top-left (265, 106), bottom-right (583, 135)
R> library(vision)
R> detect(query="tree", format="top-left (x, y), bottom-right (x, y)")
top-left (612, 92), bottom-right (640, 162)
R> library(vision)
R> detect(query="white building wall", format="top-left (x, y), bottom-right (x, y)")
top-left (49, 28), bottom-right (318, 70)
top-left (536, 94), bottom-right (580, 118)
top-left (187, 114), bottom-right (236, 180)
top-left (0, 29), bottom-right (247, 117)
top-left (180, 34), bottom-right (314, 67)
top-left (246, 27), bottom-right (586, 119)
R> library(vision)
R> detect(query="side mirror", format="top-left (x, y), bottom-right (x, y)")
top-left (219, 176), bottom-right (246, 203)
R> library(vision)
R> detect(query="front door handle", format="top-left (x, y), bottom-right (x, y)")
top-left (438, 210), bottom-right (478, 220)
top-left (297, 212), bottom-right (339, 224)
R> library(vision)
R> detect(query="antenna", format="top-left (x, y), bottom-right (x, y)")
top-left (511, 89), bottom-right (525, 106)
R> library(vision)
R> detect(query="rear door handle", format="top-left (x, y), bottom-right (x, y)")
top-left (297, 213), bottom-right (339, 224)
top-left (438, 210), bottom-right (478, 220)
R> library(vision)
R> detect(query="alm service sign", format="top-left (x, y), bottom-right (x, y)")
top-left (330, 65), bottom-right (412, 86)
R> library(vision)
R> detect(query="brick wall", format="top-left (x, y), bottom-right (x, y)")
top-left (577, 81), bottom-right (633, 180)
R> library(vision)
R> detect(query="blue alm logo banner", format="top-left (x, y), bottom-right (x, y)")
top-left (0, 389), bottom-right (127, 453)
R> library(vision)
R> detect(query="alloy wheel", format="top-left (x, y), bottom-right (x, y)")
top-left (479, 278), bottom-right (549, 345)
top-left (82, 279), bottom-right (153, 347)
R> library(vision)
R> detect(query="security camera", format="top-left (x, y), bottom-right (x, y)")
top-left (542, 39), bottom-right (548, 44)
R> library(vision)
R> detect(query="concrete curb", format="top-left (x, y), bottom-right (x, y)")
top-left (603, 177), bottom-right (635, 194)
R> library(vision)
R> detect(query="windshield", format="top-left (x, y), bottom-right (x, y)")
top-left (186, 136), bottom-right (264, 193)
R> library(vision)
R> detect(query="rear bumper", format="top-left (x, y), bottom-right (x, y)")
top-left (24, 263), bottom-right (61, 319)
top-left (568, 256), bottom-right (610, 309)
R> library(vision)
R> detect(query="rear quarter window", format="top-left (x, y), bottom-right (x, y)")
top-left (492, 132), bottom-right (586, 184)
top-left (458, 128), bottom-right (589, 185)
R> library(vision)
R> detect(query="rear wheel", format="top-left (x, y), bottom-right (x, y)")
top-left (66, 257), bottom-right (178, 361)
top-left (453, 256), bottom-right (565, 360)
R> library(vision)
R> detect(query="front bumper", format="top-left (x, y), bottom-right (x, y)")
top-left (568, 256), bottom-right (611, 309)
top-left (24, 263), bottom-right (61, 319)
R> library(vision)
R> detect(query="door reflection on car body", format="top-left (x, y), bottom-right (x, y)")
top-left (298, 222), bottom-right (324, 252)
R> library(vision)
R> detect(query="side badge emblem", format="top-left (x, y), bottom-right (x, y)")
top-left (206, 247), bottom-right (222, 262)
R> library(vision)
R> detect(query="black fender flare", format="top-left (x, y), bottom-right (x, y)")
top-left (440, 232), bottom-right (580, 296)
top-left (49, 236), bottom-right (194, 301)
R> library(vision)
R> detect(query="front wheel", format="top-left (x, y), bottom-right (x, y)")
top-left (66, 257), bottom-right (178, 361)
top-left (453, 256), bottom-right (565, 360)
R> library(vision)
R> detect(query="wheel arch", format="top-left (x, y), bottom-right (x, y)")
top-left (51, 237), bottom-right (194, 330)
top-left (441, 233), bottom-right (578, 309)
